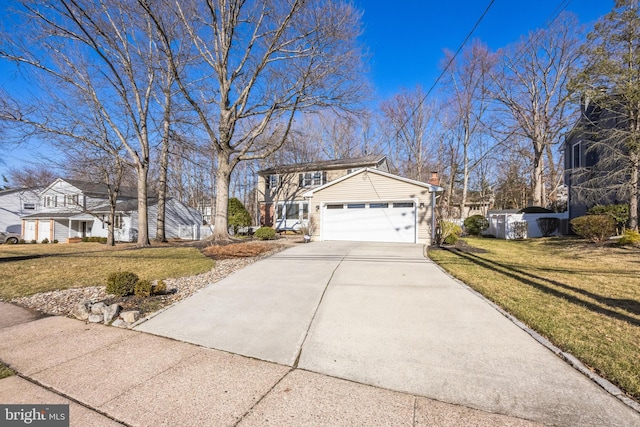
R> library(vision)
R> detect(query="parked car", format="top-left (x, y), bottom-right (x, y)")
top-left (0, 231), bottom-right (21, 244)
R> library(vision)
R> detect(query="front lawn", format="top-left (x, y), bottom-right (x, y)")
top-left (0, 243), bottom-right (214, 300)
top-left (428, 237), bottom-right (640, 402)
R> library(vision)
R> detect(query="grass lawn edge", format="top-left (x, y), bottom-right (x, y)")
top-left (427, 244), bottom-right (640, 414)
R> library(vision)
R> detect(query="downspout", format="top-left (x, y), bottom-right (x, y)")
top-left (431, 190), bottom-right (436, 244)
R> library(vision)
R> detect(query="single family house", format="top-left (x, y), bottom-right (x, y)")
top-left (257, 155), bottom-right (443, 244)
top-left (21, 178), bottom-right (203, 242)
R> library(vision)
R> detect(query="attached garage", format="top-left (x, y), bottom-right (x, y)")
top-left (304, 168), bottom-right (442, 245)
top-left (322, 201), bottom-right (416, 243)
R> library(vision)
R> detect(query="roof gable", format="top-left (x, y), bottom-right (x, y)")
top-left (40, 178), bottom-right (138, 198)
top-left (258, 155), bottom-right (387, 175)
top-left (302, 168), bottom-right (443, 197)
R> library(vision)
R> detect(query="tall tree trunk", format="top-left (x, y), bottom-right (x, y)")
top-left (136, 163), bottom-right (150, 247)
top-left (155, 90), bottom-right (171, 243)
top-left (108, 202), bottom-right (117, 247)
top-left (212, 152), bottom-right (233, 241)
top-left (460, 128), bottom-right (470, 218)
top-left (630, 150), bottom-right (639, 231)
top-left (531, 142), bottom-right (544, 206)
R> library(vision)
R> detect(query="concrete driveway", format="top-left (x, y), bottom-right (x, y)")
top-left (136, 241), bottom-right (639, 427)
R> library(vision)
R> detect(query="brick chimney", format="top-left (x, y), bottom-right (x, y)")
top-left (428, 171), bottom-right (439, 186)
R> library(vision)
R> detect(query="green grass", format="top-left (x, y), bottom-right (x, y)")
top-left (0, 243), bottom-right (214, 300)
top-left (428, 237), bottom-right (640, 401)
top-left (0, 363), bottom-right (14, 379)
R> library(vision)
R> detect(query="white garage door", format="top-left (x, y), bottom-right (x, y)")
top-left (322, 201), bottom-right (416, 243)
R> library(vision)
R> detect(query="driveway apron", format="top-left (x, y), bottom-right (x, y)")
top-left (135, 241), bottom-right (359, 366)
top-left (136, 241), bottom-right (639, 427)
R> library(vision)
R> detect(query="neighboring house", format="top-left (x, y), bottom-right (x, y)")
top-left (303, 167), bottom-right (443, 245)
top-left (257, 155), bottom-right (389, 231)
top-left (21, 178), bottom-right (202, 242)
top-left (563, 95), bottom-right (640, 230)
top-left (0, 187), bottom-right (42, 234)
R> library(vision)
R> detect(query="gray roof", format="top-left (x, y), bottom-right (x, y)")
top-left (257, 155), bottom-right (387, 175)
top-left (0, 187), bottom-right (44, 196)
top-left (63, 179), bottom-right (139, 198)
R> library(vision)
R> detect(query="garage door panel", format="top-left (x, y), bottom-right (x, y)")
top-left (322, 202), bottom-right (415, 243)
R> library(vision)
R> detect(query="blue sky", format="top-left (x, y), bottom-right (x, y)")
top-left (355, 0), bottom-right (614, 98)
top-left (0, 0), bottom-right (616, 176)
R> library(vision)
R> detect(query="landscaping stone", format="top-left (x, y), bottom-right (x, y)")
top-left (90, 302), bottom-right (107, 315)
top-left (103, 304), bottom-right (120, 323)
top-left (120, 311), bottom-right (140, 323)
top-left (70, 301), bottom-right (90, 321)
top-left (88, 314), bottom-right (103, 323)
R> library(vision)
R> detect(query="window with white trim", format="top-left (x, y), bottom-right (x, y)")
top-left (266, 174), bottom-right (279, 189)
top-left (299, 171), bottom-right (326, 188)
top-left (23, 202), bottom-right (35, 210)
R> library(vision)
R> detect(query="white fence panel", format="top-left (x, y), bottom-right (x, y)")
top-left (488, 212), bottom-right (568, 239)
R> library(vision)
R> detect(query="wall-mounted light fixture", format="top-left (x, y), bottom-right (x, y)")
top-left (419, 202), bottom-right (425, 209)
top-left (316, 205), bottom-right (320, 212)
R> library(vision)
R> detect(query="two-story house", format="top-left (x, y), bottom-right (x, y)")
top-left (21, 178), bottom-right (203, 242)
top-left (564, 96), bottom-right (638, 223)
top-left (257, 155), bottom-right (443, 244)
top-left (257, 155), bottom-right (389, 230)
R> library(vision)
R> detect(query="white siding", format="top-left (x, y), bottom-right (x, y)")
top-left (0, 189), bottom-right (40, 233)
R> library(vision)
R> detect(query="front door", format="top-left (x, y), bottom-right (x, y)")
top-left (81, 221), bottom-right (87, 237)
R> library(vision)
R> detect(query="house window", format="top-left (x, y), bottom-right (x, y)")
top-left (299, 171), bottom-right (326, 188)
top-left (276, 202), bottom-right (307, 221)
top-left (44, 196), bottom-right (53, 207)
top-left (266, 174), bottom-right (279, 189)
top-left (370, 203), bottom-right (388, 208)
top-left (393, 202), bottom-right (414, 208)
top-left (572, 142), bottom-right (581, 169)
top-left (114, 214), bottom-right (123, 229)
top-left (326, 204), bottom-right (344, 209)
top-left (23, 202), bottom-right (35, 210)
top-left (65, 194), bottom-right (78, 206)
top-left (347, 203), bottom-right (365, 209)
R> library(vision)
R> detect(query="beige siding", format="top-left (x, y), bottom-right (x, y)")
top-left (308, 172), bottom-right (435, 245)
top-left (260, 168), bottom-right (356, 204)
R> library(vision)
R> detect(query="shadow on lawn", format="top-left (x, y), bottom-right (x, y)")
top-left (0, 246), bottom-right (140, 263)
top-left (444, 248), bottom-right (640, 327)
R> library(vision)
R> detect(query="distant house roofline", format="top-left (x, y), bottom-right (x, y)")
top-left (40, 178), bottom-right (146, 199)
top-left (257, 154), bottom-right (387, 175)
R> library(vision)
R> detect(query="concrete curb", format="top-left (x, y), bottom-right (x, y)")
top-left (424, 245), bottom-right (640, 415)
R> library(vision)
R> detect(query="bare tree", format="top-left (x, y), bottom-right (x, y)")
top-left (491, 12), bottom-right (582, 207)
top-left (7, 166), bottom-right (58, 189)
top-left (570, 0), bottom-right (640, 230)
top-left (65, 148), bottom-right (130, 246)
top-left (380, 86), bottom-right (442, 182)
top-left (441, 40), bottom-right (496, 217)
top-left (0, 0), bottom-right (169, 247)
top-left (144, 0), bottom-right (367, 241)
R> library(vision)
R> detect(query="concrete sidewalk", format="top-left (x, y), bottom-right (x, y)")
top-left (0, 316), bottom-right (544, 426)
top-left (1, 242), bottom-right (639, 426)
